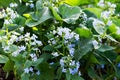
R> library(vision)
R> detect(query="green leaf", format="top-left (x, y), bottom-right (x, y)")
top-left (112, 17), bottom-right (120, 27)
top-left (98, 45), bottom-right (115, 52)
top-left (74, 39), bottom-right (93, 61)
top-left (66, 71), bottom-right (71, 80)
top-left (116, 55), bottom-right (120, 63)
top-left (107, 24), bottom-right (117, 34)
top-left (37, 62), bottom-right (55, 80)
top-left (49, 6), bottom-right (62, 21)
top-left (0, 30), bottom-right (5, 36)
top-left (83, 10), bottom-right (97, 18)
top-left (26, 7), bottom-right (53, 27)
top-left (115, 67), bottom-right (120, 78)
top-left (56, 67), bottom-right (62, 80)
top-left (85, 8), bottom-right (102, 18)
top-left (43, 45), bottom-right (54, 51)
top-left (9, 45), bottom-right (18, 53)
top-left (39, 53), bottom-right (52, 62)
top-left (24, 60), bottom-right (32, 68)
top-left (21, 73), bottom-right (30, 80)
top-left (2, 24), bottom-right (19, 31)
top-left (14, 16), bottom-right (26, 26)
top-left (90, 53), bottom-right (100, 64)
top-left (75, 27), bottom-right (93, 38)
top-left (36, 0), bottom-right (43, 10)
top-left (0, 0), bottom-right (15, 7)
top-left (71, 74), bottom-right (84, 80)
top-left (64, 0), bottom-right (90, 6)
top-left (58, 4), bottom-right (81, 24)
top-left (88, 67), bottom-right (101, 79)
top-left (3, 60), bottom-right (14, 72)
top-left (0, 55), bottom-right (9, 63)
top-left (32, 58), bottom-right (44, 66)
top-left (106, 35), bottom-right (118, 43)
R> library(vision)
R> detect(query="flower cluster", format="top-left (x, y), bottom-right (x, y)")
top-left (48, 27), bottom-right (79, 56)
top-left (98, 0), bottom-right (116, 25)
top-left (0, 7), bottom-right (19, 25)
top-left (47, 27), bottom-right (81, 75)
top-left (0, 31), bottom-right (42, 57)
top-left (9, 3), bottom-right (18, 8)
top-left (26, 0), bottom-right (34, 8)
top-left (60, 56), bottom-right (80, 75)
top-left (24, 67), bottom-right (40, 75)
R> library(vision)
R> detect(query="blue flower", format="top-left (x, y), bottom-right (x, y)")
top-left (62, 67), bottom-right (66, 73)
top-left (117, 63), bottom-right (120, 68)
top-left (60, 58), bottom-right (64, 67)
top-left (69, 68), bottom-right (78, 75)
top-left (101, 64), bottom-right (105, 69)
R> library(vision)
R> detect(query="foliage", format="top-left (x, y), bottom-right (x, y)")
top-left (0, 0), bottom-right (120, 80)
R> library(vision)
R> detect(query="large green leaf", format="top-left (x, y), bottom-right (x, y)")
top-left (21, 73), bottom-right (30, 80)
top-left (3, 60), bottom-right (14, 72)
top-left (75, 27), bottom-right (93, 38)
top-left (2, 24), bottom-right (19, 31)
top-left (88, 67), bottom-right (101, 79)
top-left (0, 0), bottom-right (15, 7)
top-left (97, 45), bottom-right (115, 52)
top-left (36, 0), bottom-right (43, 10)
top-left (85, 8), bottom-right (102, 18)
top-left (58, 4), bottom-right (81, 24)
top-left (112, 17), bottom-right (120, 27)
top-left (71, 74), bottom-right (84, 80)
top-left (26, 7), bottom-right (53, 27)
top-left (37, 62), bottom-right (55, 80)
top-left (74, 39), bottom-right (93, 61)
top-left (49, 6), bottom-right (62, 21)
top-left (0, 55), bottom-right (9, 63)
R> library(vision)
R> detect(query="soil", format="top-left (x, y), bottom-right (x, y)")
top-left (0, 64), bottom-right (15, 80)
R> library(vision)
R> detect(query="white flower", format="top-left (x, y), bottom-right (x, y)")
top-left (10, 3), bottom-right (18, 7)
top-left (35, 40), bottom-right (42, 46)
top-left (24, 68), bottom-right (29, 73)
top-left (29, 67), bottom-right (33, 72)
top-left (101, 11), bottom-right (110, 19)
top-left (53, 30), bottom-right (56, 34)
top-left (62, 67), bottom-right (66, 73)
top-left (92, 40), bottom-right (99, 49)
top-left (19, 27), bottom-right (24, 32)
top-left (107, 20), bottom-right (112, 26)
top-left (30, 53), bottom-right (37, 61)
top-left (33, 57), bottom-right (37, 62)
top-left (97, 0), bottom-right (105, 7)
top-left (4, 20), bottom-right (10, 24)
top-left (75, 34), bottom-right (79, 41)
top-left (116, 28), bottom-right (120, 34)
top-left (36, 71), bottom-right (40, 75)
top-left (69, 48), bottom-right (75, 56)
top-left (29, 3), bottom-right (34, 8)
top-left (60, 58), bottom-right (64, 67)
top-left (12, 51), bottom-right (19, 57)
top-left (18, 35), bottom-right (24, 41)
top-left (111, 4), bottom-right (116, 8)
top-left (18, 45), bottom-right (26, 52)
top-left (3, 46), bottom-right (10, 51)
top-left (51, 40), bottom-right (56, 44)
top-left (31, 34), bottom-right (38, 40)
top-left (26, 3), bottom-right (29, 6)
top-left (30, 53), bottom-right (36, 58)
top-left (78, 71), bottom-right (81, 76)
top-left (25, 33), bottom-right (30, 38)
top-left (52, 52), bottom-right (59, 57)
